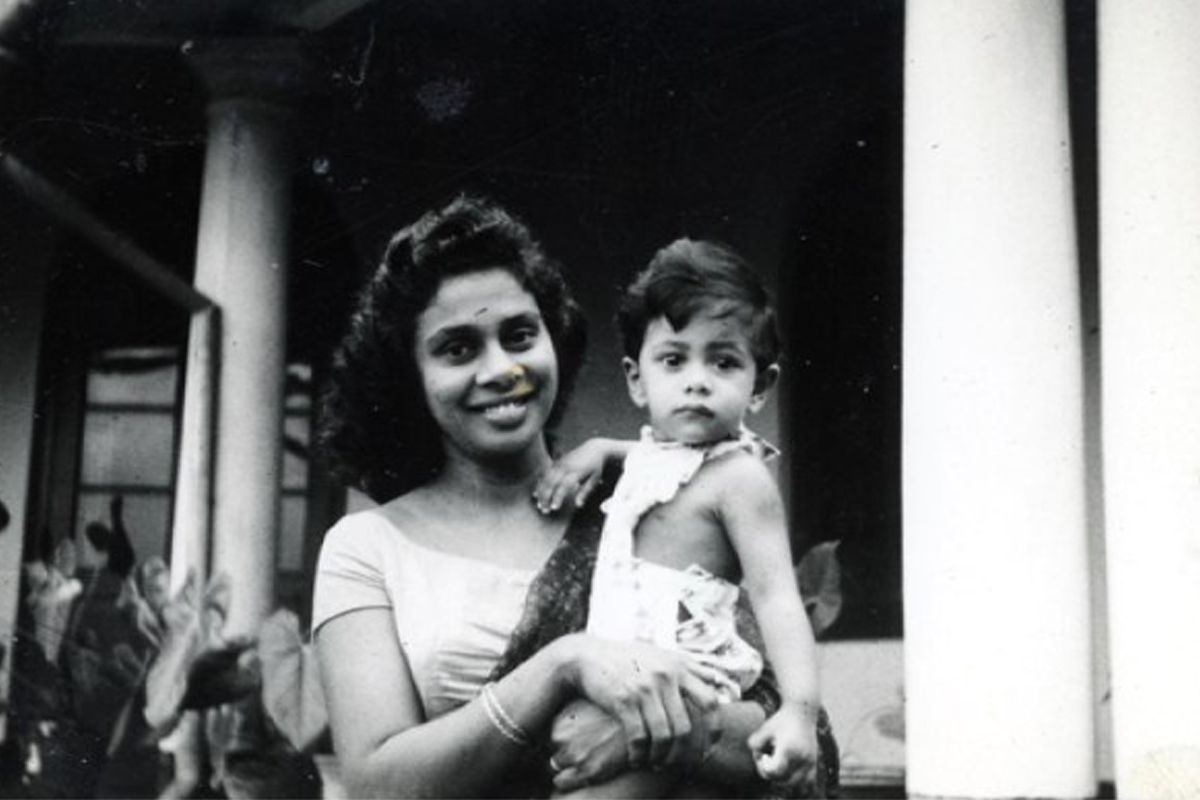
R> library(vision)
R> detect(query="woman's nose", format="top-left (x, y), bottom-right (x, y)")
top-left (478, 344), bottom-right (519, 386)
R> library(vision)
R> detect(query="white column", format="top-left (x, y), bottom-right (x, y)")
top-left (903, 3), bottom-right (1095, 797)
top-left (1098, 3), bottom-right (1200, 796)
top-left (0, 207), bottom-right (54, 740)
top-left (169, 308), bottom-right (218, 593)
top-left (187, 39), bottom-right (299, 637)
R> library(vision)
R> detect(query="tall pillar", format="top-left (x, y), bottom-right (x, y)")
top-left (903, 3), bottom-right (1095, 797)
top-left (169, 308), bottom-right (218, 593)
top-left (0, 207), bottom-right (55, 740)
top-left (1098, 3), bottom-right (1200, 796)
top-left (187, 39), bottom-right (299, 637)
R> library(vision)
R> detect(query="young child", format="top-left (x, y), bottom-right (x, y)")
top-left (536, 238), bottom-right (821, 796)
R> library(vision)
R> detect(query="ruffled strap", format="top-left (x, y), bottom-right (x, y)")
top-left (594, 430), bottom-right (705, 566)
top-left (596, 425), bottom-right (778, 563)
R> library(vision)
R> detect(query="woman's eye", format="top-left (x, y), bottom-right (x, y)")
top-left (504, 326), bottom-right (539, 350)
top-left (440, 341), bottom-right (476, 362)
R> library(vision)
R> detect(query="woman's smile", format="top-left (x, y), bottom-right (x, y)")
top-left (474, 394), bottom-right (534, 426)
top-left (416, 268), bottom-right (559, 459)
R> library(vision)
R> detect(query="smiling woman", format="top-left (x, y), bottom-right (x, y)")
top-left (317, 196), bottom-right (587, 505)
top-left (414, 269), bottom-right (560, 462)
top-left (310, 196), bottom-right (807, 797)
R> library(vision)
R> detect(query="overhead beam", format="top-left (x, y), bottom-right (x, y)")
top-left (0, 152), bottom-right (214, 312)
top-left (277, 0), bottom-right (376, 31)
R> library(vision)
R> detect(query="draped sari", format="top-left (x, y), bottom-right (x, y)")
top-left (488, 469), bottom-right (839, 798)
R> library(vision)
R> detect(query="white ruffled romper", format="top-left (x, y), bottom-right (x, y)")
top-left (585, 426), bottom-right (776, 699)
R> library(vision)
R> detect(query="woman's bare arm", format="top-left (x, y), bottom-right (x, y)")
top-left (319, 608), bottom-right (722, 798)
top-left (319, 607), bottom-right (571, 797)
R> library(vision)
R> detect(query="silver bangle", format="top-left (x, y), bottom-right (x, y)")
top-left (480, 682), bottom-right (531, 747)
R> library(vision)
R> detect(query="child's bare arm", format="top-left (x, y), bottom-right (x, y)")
top-left (716, 455), bottom-right (820, 783)
top-left (535, 438), bottom-right (634, 513)
top-left (718, 454), bottom-right (819, 707)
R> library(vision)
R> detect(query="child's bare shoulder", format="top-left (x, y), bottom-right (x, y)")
top-left (691, 447), bottom-right (780, 502)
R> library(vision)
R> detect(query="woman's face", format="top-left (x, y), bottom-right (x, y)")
top-left (414, 268), bottom-right (560, 463)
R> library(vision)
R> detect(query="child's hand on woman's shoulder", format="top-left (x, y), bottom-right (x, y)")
top-left (534, 438), bottom-right (631, 514)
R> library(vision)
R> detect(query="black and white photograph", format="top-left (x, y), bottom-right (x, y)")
top-left (1, 1), bottom-right (1197, 798)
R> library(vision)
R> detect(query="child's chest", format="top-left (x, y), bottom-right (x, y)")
top-left (631, 481), bottom-right (740, 581)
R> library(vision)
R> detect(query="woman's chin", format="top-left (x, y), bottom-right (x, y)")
top-left (471, 420), bottom-right (549, 458)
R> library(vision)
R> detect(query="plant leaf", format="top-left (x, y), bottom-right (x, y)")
top-left (873, 707), bottom-right (906, 741)
top-left (24, 560), bottom-right (82, 664)
top-left (258, 609), bottom-right (329, 752)
top-left (795, 540), bottom-right (843, 638)
top-left (52, 537), bottom-right (78, 577)
top-left (144, 570), bottom-right (205, 734)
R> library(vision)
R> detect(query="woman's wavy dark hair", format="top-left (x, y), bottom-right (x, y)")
top-left (318, 195), bottom-right (588, 503)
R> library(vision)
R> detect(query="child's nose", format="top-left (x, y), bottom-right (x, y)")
top-left (684, 366), bottom-right (712, 394)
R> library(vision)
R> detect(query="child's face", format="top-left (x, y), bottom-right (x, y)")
top-left (625, 311), bottom-right (776, 445)
top-left (415, 268), bottom-right (559, 462)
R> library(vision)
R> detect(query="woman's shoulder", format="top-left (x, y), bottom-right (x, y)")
top-left (321, 500), bottom-right (408, 555)
top-left (327, 502), bottom-right (389, 535)
top-left (313, 504), bottom-right (412, 635)
top-left (323, 491), bottom-right (453, 559)
top-left (315, 501), bottom-right (429, 601)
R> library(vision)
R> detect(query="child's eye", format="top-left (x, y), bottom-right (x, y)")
top-left (659, 353), bottom-right (683, 368)
top-left (714, 356), bottom-right (744, 371)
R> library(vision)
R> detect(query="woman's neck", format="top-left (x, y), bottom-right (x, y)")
top-left (435, 443), bottom-right (551, 507)
top-left (397, 441), bottom-right (565, 572)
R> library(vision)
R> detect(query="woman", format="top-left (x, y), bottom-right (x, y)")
top-left (313, 196), bottom-right (833, 797)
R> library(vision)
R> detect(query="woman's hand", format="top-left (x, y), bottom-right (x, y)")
top-left (561, 635), bottom-right (723, 769)
top-left (548, 699), bottom-right (626, 790)
top-left (534, 438), bottom-right (625, 513)
top-left (549, 697), bottom-right (720, 791)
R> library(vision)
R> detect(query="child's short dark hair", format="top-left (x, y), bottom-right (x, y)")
top-left (617, 238), bottom-right (781, 373)
top-left (319, 195), bottom-right (587, 502)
